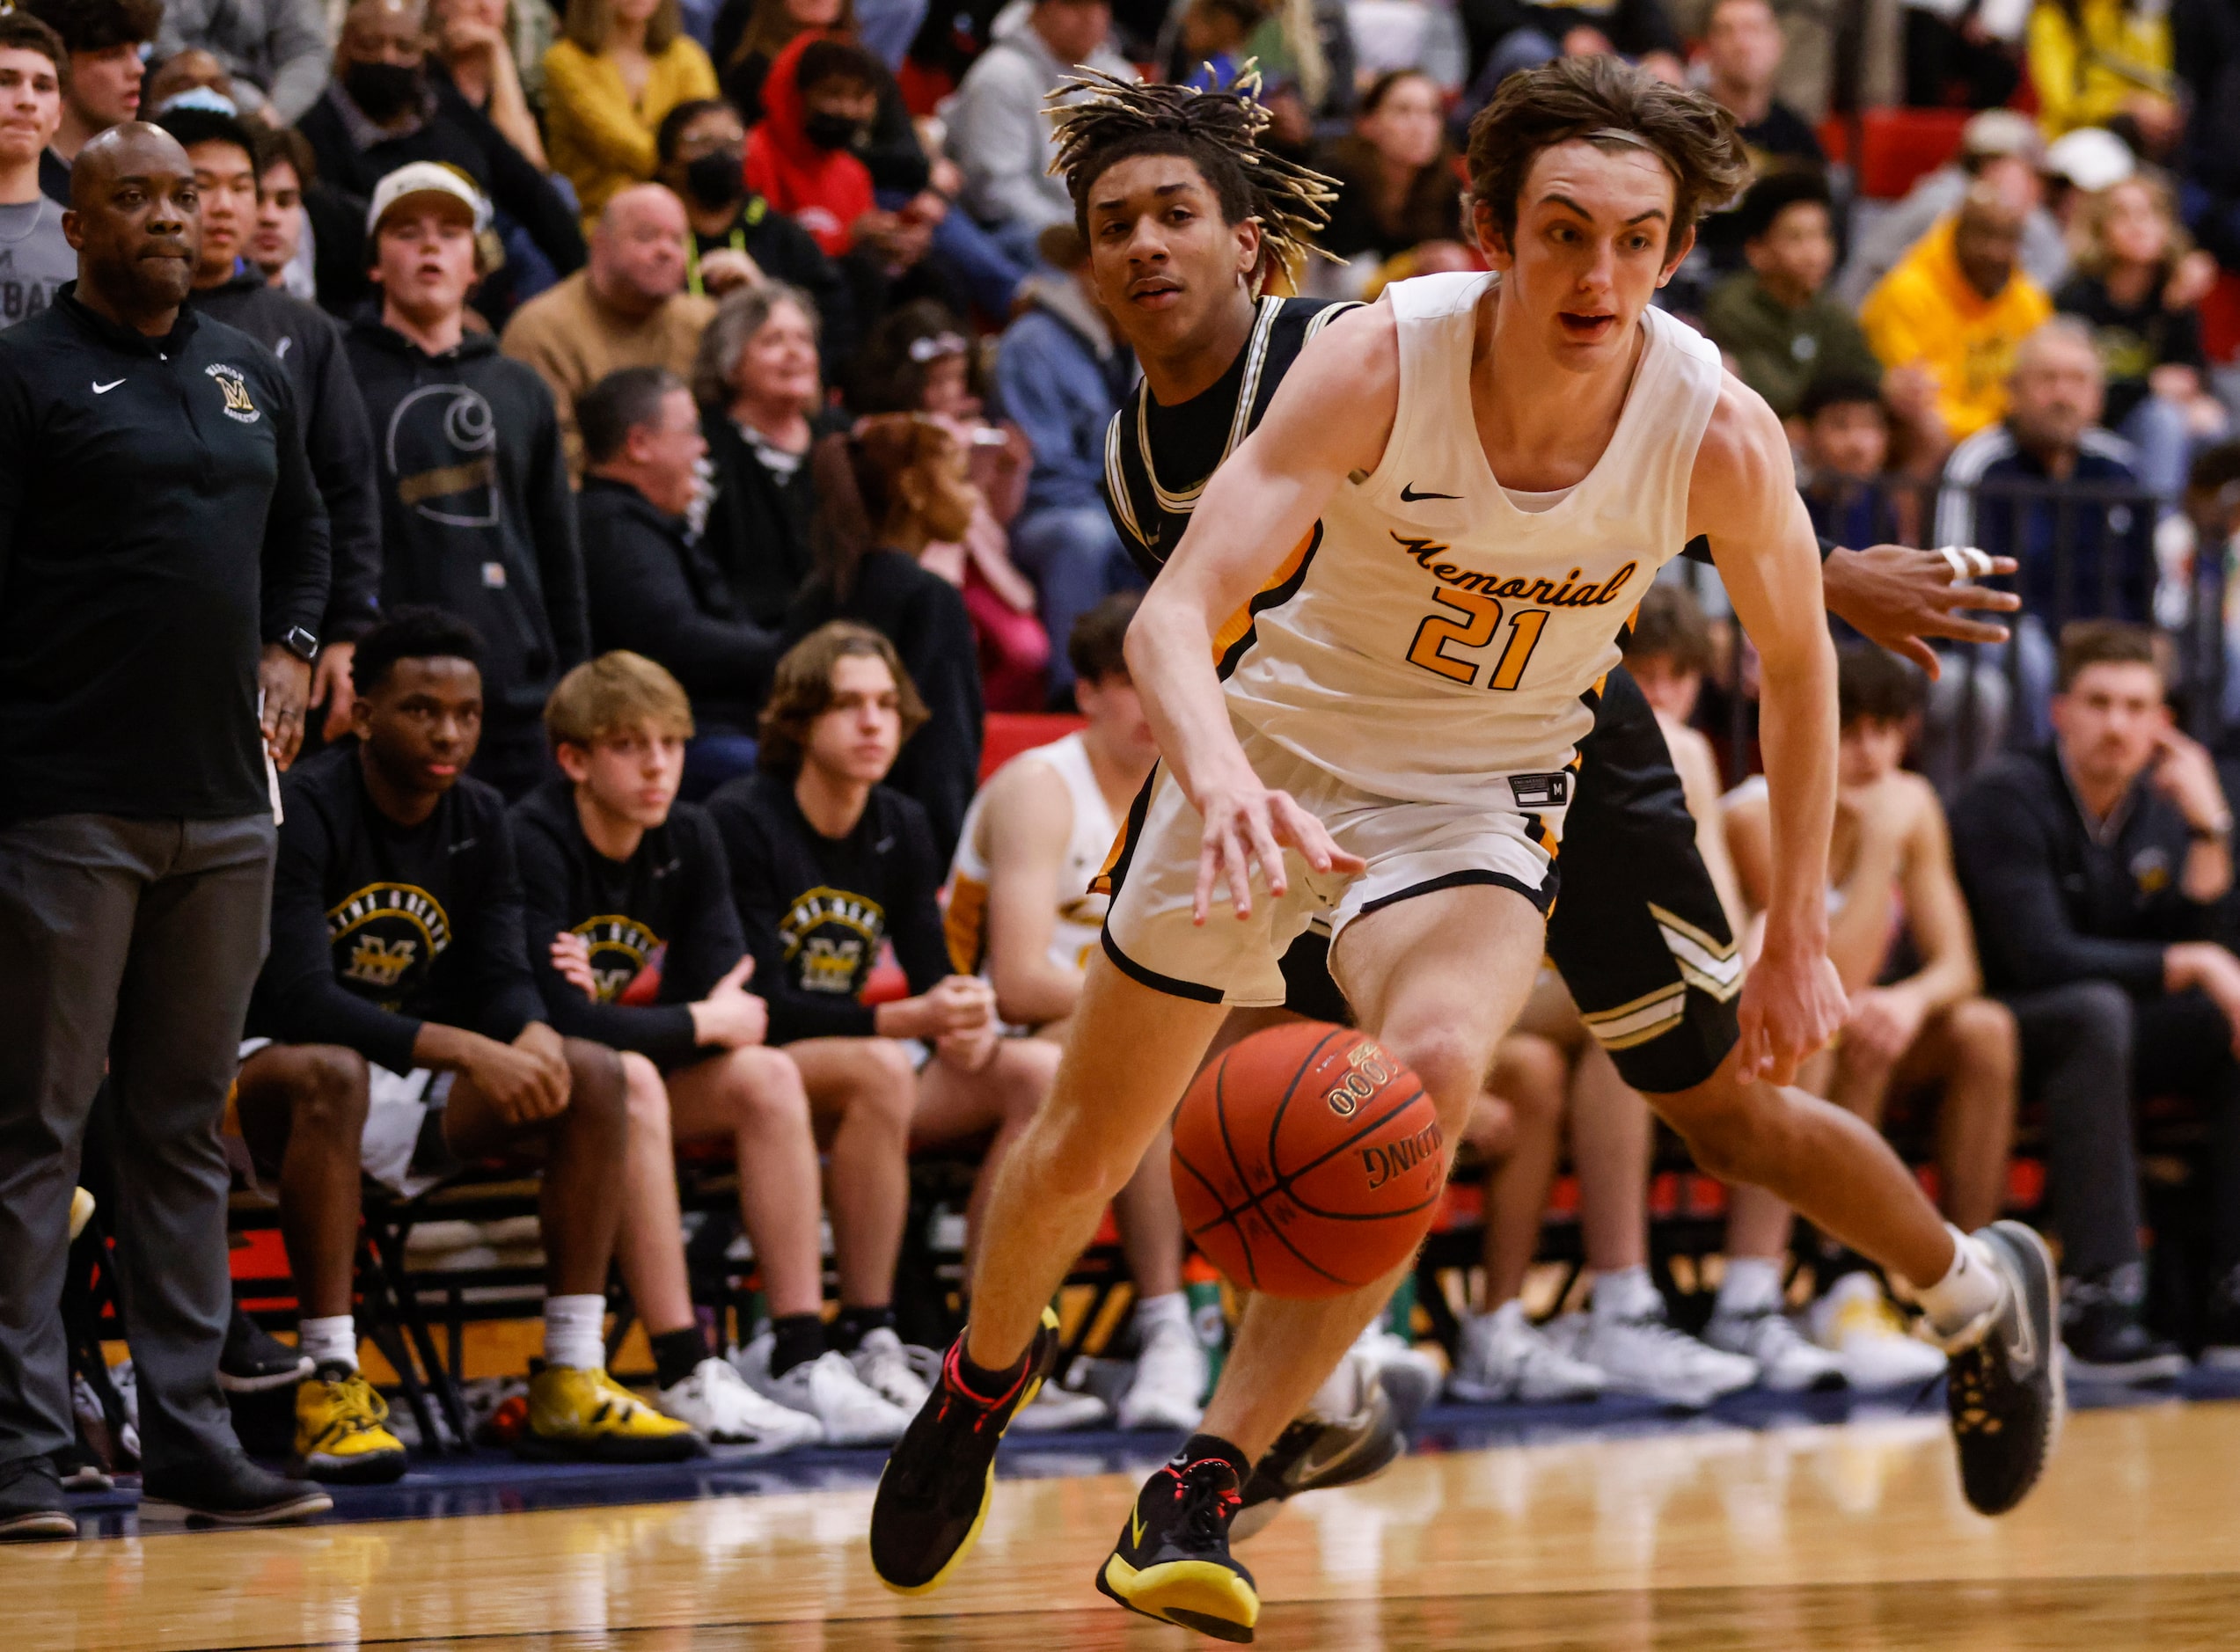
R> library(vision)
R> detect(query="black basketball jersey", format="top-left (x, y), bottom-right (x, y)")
top-left (1101, 295), bottom-right (1359, 578)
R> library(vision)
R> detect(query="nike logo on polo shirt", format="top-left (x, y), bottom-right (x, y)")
top-left (92, 379), bottom-right (124, 394)
top-left (1399, 483), bottom-right (1459, 502)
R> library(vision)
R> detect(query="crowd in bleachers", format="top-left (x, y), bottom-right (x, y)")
top-left (9, 0), bottom-right (2240, 1537)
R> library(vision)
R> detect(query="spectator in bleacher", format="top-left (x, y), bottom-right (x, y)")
top-left (238, 610), bottom-right (705, 1477)
top-left (501, 182), bottom-right (715, 474)
top-left (1797, 376), bottom-right (1907, 551)
top-left (1724, 646), bottom-right (2022, 1341)
top-left (164, 106), bottom-right (384, 747)
top-left (1454, 0), bottom-right (1684, 120)
top-left (1861, 176), bottom-right (2055, 447)
top-left (992, 225), bottom-right (1140, 706)
top-left (154, 0), bottom-right (331, 126)
top-left (943, 595), bottom-right (1207, 1430)
top-left (300, 0), bottom-right (587, 317)
top-left (1834, 110), bottom-right (2068, 311)
top-left (247, 126), bottom-right (321, 301)
top-left (695, 280), bottom-right (845, 627)
top-left (1936, 318), bottom-right (2156, 742)
top-left (516, 653), bottom-right (883, 1449)
top-left (1950, 619), bottom-right (2236, 1378)
top-left (790, 413), bottom-right (982, 859)
top-left (848, 301), bottom-right (1048, 712)
top-left (0, 121), bottom-right (333, 1539)
top-left (2027, 0), bottom-right (2180, 156)
top-left (1700, 0), bottom-right (1823, 174)
top-left (21, 0), bottom-right (160, 208)
top-left (655, 97), bottom-right (847, 318)
top-left (576, 367), bottom-right (779, 795)
top-left (706, 624), bottom-right (1060, 1422)
top-left (944, 0), bottom-right (1132, 267)
top-left (1313, 70), bottom-right (1467, 288)
top-left (348, 164), bottom-right (589, 798)
top-left (541, 0), bottom-right (718, 231)
top-left (1166, 0), bottom-right (1261, 90)
top-left (716, 0), bottom-right (922, 189)
top-left (2055, 172), bottom-right (2230, 501)
top-left (430, 0), bottom-right (551, 172)
top-left (1701, 172), bottom-right (1880, 421)
top-left (743, 34), bottom-right (873, 257)
top-left (0, 13), bottom-right (72, 330)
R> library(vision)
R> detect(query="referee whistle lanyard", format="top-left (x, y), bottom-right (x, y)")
top-left (685, 227), bottom-right (747, 298)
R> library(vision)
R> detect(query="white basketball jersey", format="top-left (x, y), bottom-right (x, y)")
top-left (1222, 271), bottom-right (1724, 807)
top-left (946, 733), bottom-right (1118, 981)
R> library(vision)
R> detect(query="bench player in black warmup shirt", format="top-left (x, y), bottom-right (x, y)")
top-left (706, 625), bottom-right (1060, 1429)
top-left (515, 652), bottom-right (868, 1450)
top-left (945, 71), bottom-right (2042, 1534)
top-left (237, 610), bottom-right (699, 1479)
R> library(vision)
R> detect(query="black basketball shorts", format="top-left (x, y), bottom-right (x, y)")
top-left (1274, 665), bottom-right (1741, 1096)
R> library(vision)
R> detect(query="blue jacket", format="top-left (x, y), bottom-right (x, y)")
top-left (1935, 423), bottom-right (2156, 625)
top-left (992, 284), bottom-right (1134, 517)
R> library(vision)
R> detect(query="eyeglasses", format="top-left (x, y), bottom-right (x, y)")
top-left (907, 332), bottom-right (967, 364)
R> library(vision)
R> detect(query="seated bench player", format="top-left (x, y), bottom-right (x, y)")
top-left (236, 610), bottom-right (701, 1480)
top-left (945, 595), bottom-right (1206, 1431)
top-left (516, 651), bottom-right (904, 1447)
top-left (706, 624), bottom-right (1061, 1422)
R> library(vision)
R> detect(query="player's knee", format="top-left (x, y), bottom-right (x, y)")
top-left (2061, 979), bottom-right (2134, 1056)
top-left (728, 1048), bottom-right (813, 1135)
top-left (997, 1038), bottom-right (1059, 1121)
top-left (562, 1039), bottom-right (629, 1139)
top-left (1381, 1022), bottom-right (1489, 1121)
top-left (619, 1052), bottom-right (670, 1136)
top-left (1950, 998), bottom-right (2019, 1080)
top-left (1501, 1034), bottom-right (1570, 1125)
top-left (295, 1046), bottom-right (370, 1137)
top-left (853, 1041), bottom-right (919, 1133)
top-left (1657, 1081), bottom-right (1762, 1184)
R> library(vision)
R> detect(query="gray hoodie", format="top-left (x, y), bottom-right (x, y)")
top-left (157, 0), bottom-right (333, 125)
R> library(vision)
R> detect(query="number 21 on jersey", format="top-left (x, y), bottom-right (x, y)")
top-left (1407, 589), bottom-right (1548, 691)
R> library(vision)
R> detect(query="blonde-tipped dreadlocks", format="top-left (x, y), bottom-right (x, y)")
top-left (1044, 63), bottom-right (1341, 284)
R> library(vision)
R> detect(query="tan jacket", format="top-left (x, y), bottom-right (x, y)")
top-left (499, 270), bottom-right (715, 477)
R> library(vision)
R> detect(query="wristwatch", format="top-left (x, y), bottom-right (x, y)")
top-left (277, 625), bottom-right (320, 664)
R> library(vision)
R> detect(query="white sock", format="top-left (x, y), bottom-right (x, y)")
top-left (1592, 1265), bottom-right (1662, 1321)
top-left (1302, 1355), bottom-right (1361, 1423)
top-left (298, 1315), bottom-right (357, 1373)
top-left (1483, 1299), bottom-right (1526, 1331)
top-left (1717, 1257), bottom-right (1784, 1314)
top-left (544, 1295), bottom-right (607, 1371)
top-left (1133, 1291), bottom-right (1190, 1337)
top-left (1915, 1225), bottom-right (2002, 1335)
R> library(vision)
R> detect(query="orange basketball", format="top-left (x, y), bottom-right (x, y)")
top-left (1170, 1021), bottom-right (1446, 1299)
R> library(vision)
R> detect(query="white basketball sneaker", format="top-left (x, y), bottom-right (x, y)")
top-left (656, 1356), bottom-right (824, 1452)
top-left (848, 1327), bottom-right (933, 1414)
top-left (1449, 1301), bottom-right (1607, 1403)
top-left (1559, 1288), bottom-right (1757, 1410)
top-left (1348, 1324), bottom-right (1445, 1432)
top-left (1703, 1299), bottom-right (1848, 1392)
top-left (1116, 1310), bottom-right (1210, 1431)
top-left (1810, 1271), bottom-right (1948, 1389)
top-left (733, 1333), bottom-right (912, 1446)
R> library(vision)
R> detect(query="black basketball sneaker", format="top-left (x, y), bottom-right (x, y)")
top-left (1937, 1221), bottom-right (2064, 1516)
top-left (1096, 1446), bottom-right (1259, 1642)
top-left (1229, 1378), bottom-right (1402, 1541)
top-left (868, 1307), bottom-right (1060, 1594)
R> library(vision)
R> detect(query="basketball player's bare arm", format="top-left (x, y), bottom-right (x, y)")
top-left (977, 760), bottom-right (1087, 1027)
top-left (1687, 379), bottom-right (1847, 1085)
top-left (1126, 306), bottom-right (1396, 924)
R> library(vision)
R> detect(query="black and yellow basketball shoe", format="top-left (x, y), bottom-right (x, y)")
top-left (868, 1307), bottom-right (1060, 1595)
top-left (1095, 1444), bottom-right (1259, 1643)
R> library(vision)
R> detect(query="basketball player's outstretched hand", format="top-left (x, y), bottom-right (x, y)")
top-left (1192, 784), bottom-right (1365, 925)
top-left (1820, 545), bottom-right (2020, 676)
top-left (1735, 944), bottom-right (1847, 1086)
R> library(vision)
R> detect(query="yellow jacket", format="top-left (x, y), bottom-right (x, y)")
top-left (542, 36), bottom-right (718, 228)
top-left (1859, 219), bottom-right (2053, 442)
top-left (2025, 0), bottom-right (2173, 136)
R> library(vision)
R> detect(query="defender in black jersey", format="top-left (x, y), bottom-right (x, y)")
top-left (705, 623), bottom-right (1061, 1421)
top-left (238, 610), bottom-right (699, 1476)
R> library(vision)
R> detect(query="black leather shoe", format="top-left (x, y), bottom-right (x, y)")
top-left (141, 1451), bottom-right (333, 1527)
top-left (0, 1456), bottom-right (77, 1541)
top-left (219, 1305), bottom-right (315, 1393)
top-left (2062, 1276), bottom-right (2185, 1384)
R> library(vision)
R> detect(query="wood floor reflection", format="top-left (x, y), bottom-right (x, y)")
top-left (19, 1404), bottom-right (2240, 1651)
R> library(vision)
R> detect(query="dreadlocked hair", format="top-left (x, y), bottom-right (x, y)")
top-left (1047, 63), bottom-right (1341, 286)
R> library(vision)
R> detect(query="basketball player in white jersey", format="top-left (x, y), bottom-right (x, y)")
top-left (945, 593), bottom-right (1209, 1433)
top-left (872, 60), bottom-right (2060, 1640)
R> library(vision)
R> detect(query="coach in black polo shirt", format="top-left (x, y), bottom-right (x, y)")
top-left (0, 123), bottom-right (330, 1539)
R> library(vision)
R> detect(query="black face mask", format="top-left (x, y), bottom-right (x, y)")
top-left (802, 110), bottom-right (864, 152)
top-left (346, 59), bottom-right (424, 122)
top-left (684, 147), bottom-right (746, 205)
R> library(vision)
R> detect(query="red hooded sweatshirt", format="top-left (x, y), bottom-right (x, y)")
top-left (744, 31), bottom-right (875, 257)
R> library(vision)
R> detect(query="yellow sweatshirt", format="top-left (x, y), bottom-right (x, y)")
top-left (1859, 219), bottom-right (2054, 442)
top-left (2026, 0), bottom-right (2174, 136)
top-left (542, 35), bottom-right (718, 229)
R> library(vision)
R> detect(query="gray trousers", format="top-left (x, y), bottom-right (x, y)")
top-left (0, 812), bottom-right (275, 1473)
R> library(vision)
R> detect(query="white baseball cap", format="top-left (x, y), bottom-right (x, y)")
top-left (366, 161), bottom-right (493, 237)
top-left (2045, 127), bottom-right (2136, 194)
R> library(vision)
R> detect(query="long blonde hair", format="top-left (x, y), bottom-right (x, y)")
top-left (2068, 171), bottom-right (2192, 283)
top-left (563, 0), bottom-right (683, 55)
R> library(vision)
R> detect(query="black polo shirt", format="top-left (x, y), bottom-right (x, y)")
top-left (0, 285), bottom-right (330, 823)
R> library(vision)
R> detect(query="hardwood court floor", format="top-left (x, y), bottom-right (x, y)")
top-left (18, 1401), bottom-right (2240, 1651)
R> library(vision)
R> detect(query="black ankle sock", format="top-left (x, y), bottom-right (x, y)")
top-left (768, 1313), bottom-right (826, 1378)
top-left (651, 1326), bottom-right (709, 1391)
top-left (953, 1342), bottom-right (1029, 1400)
top-left (1173, 1431), bottom-right (1251, 1478)
top-left (829, 1304), bottom-right (895, 1355)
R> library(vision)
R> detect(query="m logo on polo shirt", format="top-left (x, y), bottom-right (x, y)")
top-left (779, 886), bottom-right (886, 998)
top-left (328, 882), bottom-right (452, 1009)
top-left (206, 362), bottom-right (260, 423)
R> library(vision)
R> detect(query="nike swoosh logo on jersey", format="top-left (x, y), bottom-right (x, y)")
top-left (92, 379), bottom-right (125, 394)
top-left (450, 837), bottom-right (479, 853)
top-left (1399, 483), bottom-right (1459, 502)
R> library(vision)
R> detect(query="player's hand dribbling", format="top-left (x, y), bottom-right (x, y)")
top-left (1191, 778), bottom-right (1365, 925)
top-left (1736, 939), bottom-right (1847, 1086)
